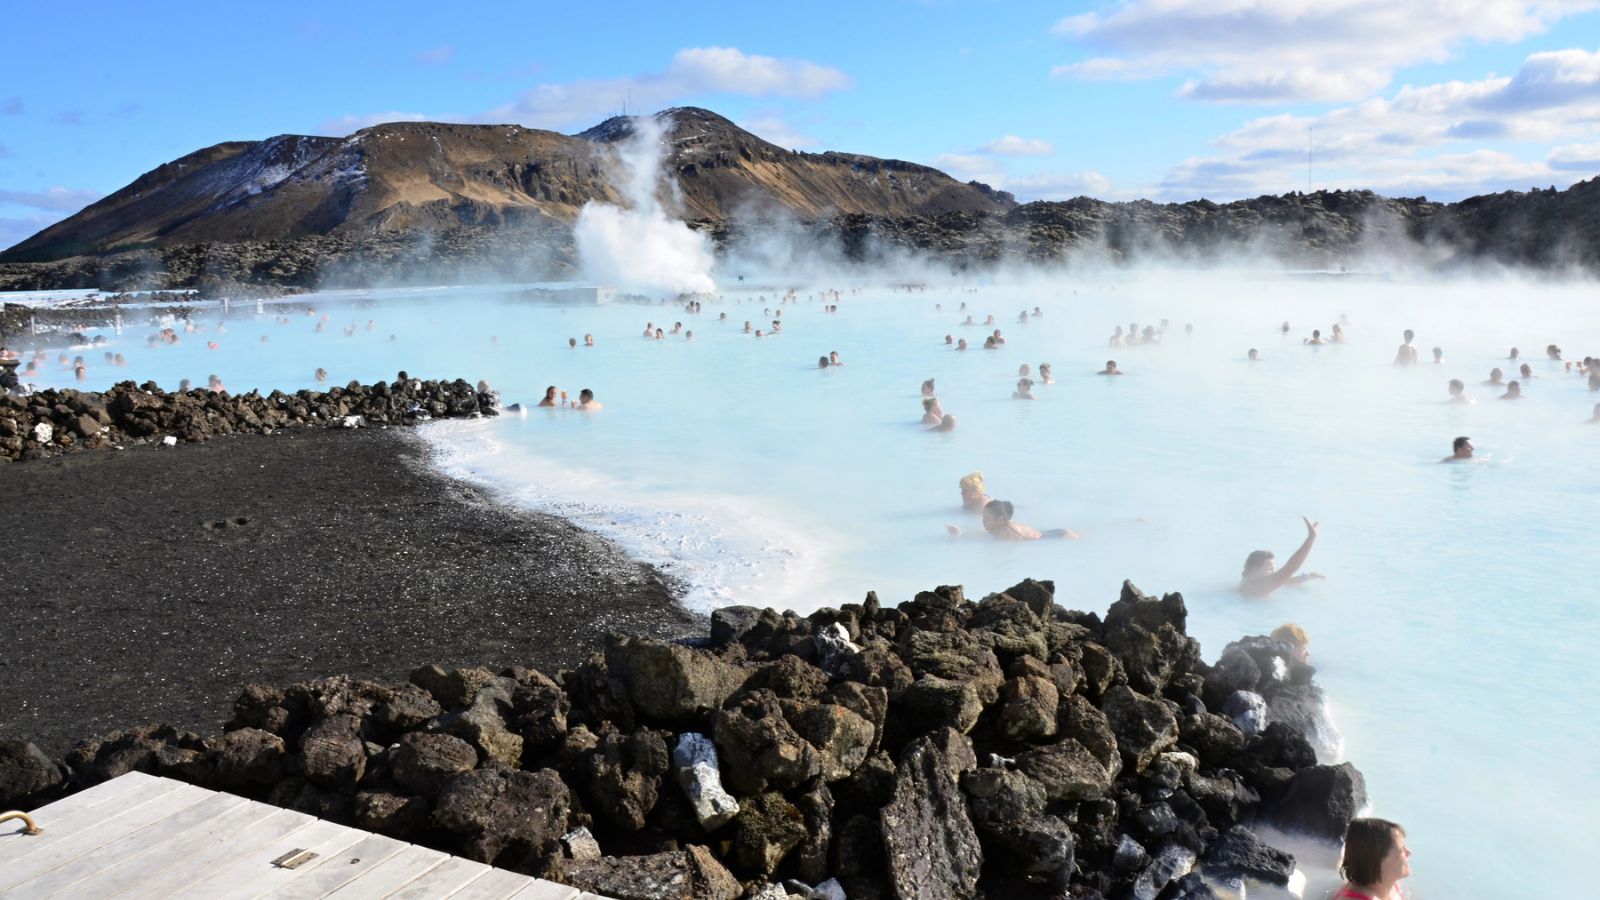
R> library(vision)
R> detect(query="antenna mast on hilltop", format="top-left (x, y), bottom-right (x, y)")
top-left (1308, 125), bottom-right (1313, 193)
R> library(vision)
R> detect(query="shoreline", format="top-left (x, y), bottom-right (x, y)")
top-left (0, 426), bottom-right (704, 756)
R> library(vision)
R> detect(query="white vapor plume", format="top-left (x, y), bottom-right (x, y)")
top-left (574, 116), bottom-right (716, 295)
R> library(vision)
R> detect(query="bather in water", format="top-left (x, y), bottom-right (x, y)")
top-left (1239, 517), bottom-right (1323, 598)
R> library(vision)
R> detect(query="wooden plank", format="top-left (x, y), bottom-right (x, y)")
top-left (173, 816), bottom-right (366, 900)
top-left (380, 857), bottom-right (492, 900)
top-left (0, 780), bottom-right (211, 890)
top-left (505, 880), bottom-right (582, 900)
top-left (110, 805), bottom-right (318, 900)
top-left (10, 789), bottom-right (248, 899)
top-left (256, 833), bottom-right (407, 898)
top-left (445, 866), bottom-right (536, 900)
top-left (58, 797), bottom-right (270, 899)
top-left (319, 844), bottom-right (450, 899)
top-left (0, 773), bottom-right (178, 863)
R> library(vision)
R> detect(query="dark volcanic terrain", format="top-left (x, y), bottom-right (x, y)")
top-left (2, 106), bottom-right (1598, 291)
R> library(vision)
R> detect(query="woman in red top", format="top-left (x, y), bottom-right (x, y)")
top-left (1334, 818), bottom-right (1411, 899)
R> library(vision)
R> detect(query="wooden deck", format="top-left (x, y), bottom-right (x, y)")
top-left (0, 772), bottom-right (606, 899)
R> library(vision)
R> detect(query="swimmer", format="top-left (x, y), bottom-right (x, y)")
top-left (1281, 321), bottom-right (1291, 334)
top-left (1098, 360), bottom-right (1122, 375)
top-left (1588, 403), bottom-right (1600, 423)
top-left (958, 472), bottom-right (989, 510)
top-left (260, 335), bottom-right (269, 343)
top-left (1589, 372), bottom-right (1600, 391)
top-left (585, 333), bottom-right (595, 346)
top-left (1431, 347), bottom-right (1443, 364)
top-left (315, 368), bottom-right (328, 382)
top-left (1110, 326), bottom-right (1125, 347)
top-left (654, 328), bottom-right (664, 340)
top-left (1508, 347), bottom-right (1520, 360)
top-left (1033, 307), bottom-right (1043, 317)
top-left (1335, 818), bottom-right (1411, 900)
top-left (1018, 363), bottom-right (1032, 378)
top-left (984, 315), bottom-right (996, 326)
top-left (1248, 349), bottom-right (1260, 361)
top-left (1239, 516), bottom-right (1323, 598)
top-left (685, 331), bottom-right (692, 340)
top-left (74, 364), bottom-right (86, 381)
top-left (1440, 436), bottom-right (1474, 463)
top-left (921, 397), bottom-right (944, 425)
top-left (957, 338), bottom-right (968, 351)
top-left (207, 374), bottom-right (225, 394)
top-left (755, 330), bottom-right (764, 337)
top-left (991, 329), bottom-right (1005, 345)
top-left (944, 334), bottom-right (953, 345)
top-left (538, 386), bottom-right (559, 408)
top-left (1393, 329), bottom-right (1417, 366)
top-left (1039, 363), bottom-right (1054, 384)
top-left (576, 388), bottom-right (602, 410)
top-left (983, 336), bottom-right (998, 350)
top-left (1483, 367), bottom-right (1504, 386)
top-left (1331, 323), bottom-right (1345, 343)
top-left (1519, 363), bottom-right (1535, 379)
top-left (1270, 623), bottom-right (1310, 664)
top-left (643, 323), bottom-right (655, 337)
top-left (922, 378), bottom-right (936, 397)
top-left (929, 413), bottom-right (957, 432)
top-left (569, 337), bottom-right (577, 348)
top-left (963, 315), bottom-right (977, 326)
top-left (1547, 344), bottom-right (1562, 361)
top-left (819, 356), bottom-right (831, 369)
top-left (179, 378), bottom-right (192, 392)
top-left (1447, 379), bottom-right (1473, 404)
top-left (1305, 329), bottom-right (1325, 345)
top-left (829, 351), bottom-right (842, 366)
top-left (207, 341), bottom-right (219, 350)
top-left (1500, 380), bottom-right (1522, 399)
top-left (744, 321), bottom-right (752, 333)
top-left (1013, 378), bottom-right (1034, 400)
top-left (946, 499), bottom-right (1079, 540)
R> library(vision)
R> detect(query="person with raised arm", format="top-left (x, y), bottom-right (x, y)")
top-left (1239, 516), bottom-right (1323, 598)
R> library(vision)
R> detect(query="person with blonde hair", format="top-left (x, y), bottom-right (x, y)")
top-left (1335, 818), bottom-right (1411, 899)
top-left (1270, 623), bottom-right (1310, 663)
top-left (958, 472), bottom-right (989, 511)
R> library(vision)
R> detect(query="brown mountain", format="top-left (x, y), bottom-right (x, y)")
top-left (0, 107), bottom-right (1014, 264)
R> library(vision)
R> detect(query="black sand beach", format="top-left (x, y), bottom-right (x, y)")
top-left (0, 427), bottom-right (702, 755)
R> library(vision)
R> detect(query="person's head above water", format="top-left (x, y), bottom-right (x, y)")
top-left (1248, 348), bottom-right (1260, 360)
top-left (1451, 436), bottom-right (1473, 459)
top-left (1488, 367), bottom-right (1504, 383)
top-left (1339, 818), bottom-right (1411, 897)
top-left (1520, 363), bottom-right (1533, 378)
top-left (1448, 378), bottom-right (1464, 396)
top-left (981, 499), bottom-right (1016, 530)
top-left (1402, 329), bottom-right (1415, 343)
top-left (1432, 347), bottom-right (1443, 362)
top-left (1242, 549), bottom-right (1276, 578)
top-left (1503, 380), bottom-right (1522, 398)
top-left (1270, 623), bottom-right (1310, 663)
top-left (819, 356), bottom-right (831, 368)
top-left (922, 378), bottom-right (935, 395)
top-left (544, 386), bottom-right (558, 399)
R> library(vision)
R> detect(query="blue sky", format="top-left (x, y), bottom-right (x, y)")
top-left (3, 1), bottom-right (1600, 249)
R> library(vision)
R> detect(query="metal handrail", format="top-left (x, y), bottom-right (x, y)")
top-left (1, 811), bottom-right (43, 835)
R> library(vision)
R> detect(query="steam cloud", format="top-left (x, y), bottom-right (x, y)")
top-left (575, 116), bottom-right (716, 295)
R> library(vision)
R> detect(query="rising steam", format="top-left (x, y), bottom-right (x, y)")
top-left (574, 115), bottom-right (716, 295)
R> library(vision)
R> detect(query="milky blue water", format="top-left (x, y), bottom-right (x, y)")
top-left (18, 273), bottom-right (1600, 898)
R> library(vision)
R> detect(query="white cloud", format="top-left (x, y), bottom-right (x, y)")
top-left (980, 135), bottom-right (1054, 156)
top-left (740, 115), bottom-right (820, 149)
top-left (0, 187), bottom-right (101, 212)
top-left (483, 47), bottom-right (850, 129)
top-left (1053, 0), bottom-right (1600, 103)
top-left (1548, 140), bottom-right (1600, 169)
top-left (931, 153), bottom-right (1112, 199)
top-left (1150, 44), bottom-right (1600, 200)
top-left (315, 111), bottom-right (429, 136)
top-left (416, 45), bottom-right (454, 66)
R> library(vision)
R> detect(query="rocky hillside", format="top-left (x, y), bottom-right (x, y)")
top-left (0, 107), bottom-right (1012, 266)
top-left (3, 104), bottom-right (1597, 288)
